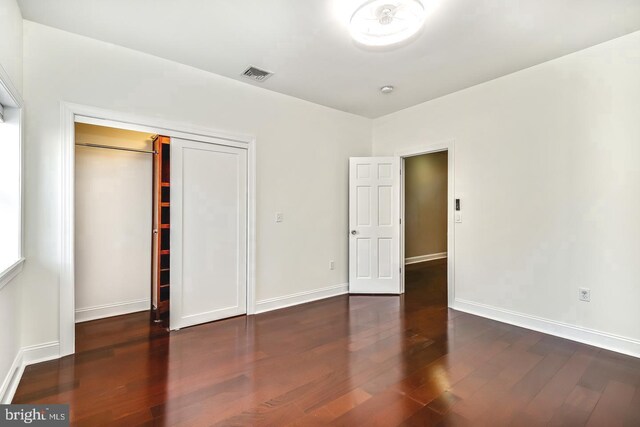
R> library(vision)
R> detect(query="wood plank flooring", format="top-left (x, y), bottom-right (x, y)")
top-left (13, 259), bottom-right (640, 426)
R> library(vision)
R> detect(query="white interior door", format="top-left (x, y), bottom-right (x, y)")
top-left (349, 157), bottom-right (401, 294)
top-left (170, 137), bottom-right (247, 330)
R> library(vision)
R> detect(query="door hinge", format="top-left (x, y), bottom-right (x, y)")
top-left (399, 267), bottom-right (402, 273)
top-left (399, 218), bottom-right (402, 224)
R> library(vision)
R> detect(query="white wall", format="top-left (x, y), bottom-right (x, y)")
top-left (0, 0), bottom-right (22, 91)
top-left (18, 21), bottom-right (371, 348)
top-left (374, 32), bottom-right (640, 351)
top-left (74, 124), bottom-right (153, 322)
top-left (14, 14), bottom-right (639, 363)
top-left (0, 0), bottom-right (22, 403)
top-left (0, 278), bottom-right (20, 402)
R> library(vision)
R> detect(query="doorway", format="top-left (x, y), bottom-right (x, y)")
top-left (399, 141), bottom-right (455, 306)
top-left (60, 103), bottom-right (256, 356)
top-left (347, 143), bottom-right (455, 302)
top-left (73, 123), bottom-right (248, 332)
top-left (402, 151), bottom-right (449, 306)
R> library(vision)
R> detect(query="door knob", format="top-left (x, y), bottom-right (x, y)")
top-left (351, 230), bottom-right (358, 235)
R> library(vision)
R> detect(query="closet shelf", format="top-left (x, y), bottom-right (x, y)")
top-left (154, 135), bottom-right (171, 319)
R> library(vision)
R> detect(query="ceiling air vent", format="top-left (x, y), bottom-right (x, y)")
top-left (241, 66), bottom-right (273, 82)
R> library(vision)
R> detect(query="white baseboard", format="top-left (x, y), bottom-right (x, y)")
top-left (405, 252), bottom-right (447, 265)
top-left (255, 283), bottom-right (348, 314)
top-left (0, 350), bottom-right (22, 404)
top-left (452, 298), bottom-right (640, 359)
top-left (22, 341), bottom-right (61, 366)
top-left (75, 298), bottom-right (150, 323)
top-left (0, 341), bottom-right (60, 404)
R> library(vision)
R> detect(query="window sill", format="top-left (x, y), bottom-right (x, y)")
top-left (0, 258), bottom-right (25, 291)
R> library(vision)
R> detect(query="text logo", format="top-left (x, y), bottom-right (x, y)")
top-left (1, 405), bottom-right (69, 426)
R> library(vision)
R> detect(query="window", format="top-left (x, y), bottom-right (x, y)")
top-left (0, 69), bottom-right (24, 288)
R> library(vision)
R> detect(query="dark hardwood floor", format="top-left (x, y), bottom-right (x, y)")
top-left (14, 259), bottom-right (640, 426)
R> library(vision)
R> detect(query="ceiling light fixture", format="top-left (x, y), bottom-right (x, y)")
top-left (349, 0), bottom-right (432, 46)
top-left (380, 85), bottom-right (394, 94)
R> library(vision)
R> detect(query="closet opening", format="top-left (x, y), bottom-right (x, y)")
top-left (74, 123), bottom-right (171, 348)
top-left (60, 103), bottom-right (256, 355)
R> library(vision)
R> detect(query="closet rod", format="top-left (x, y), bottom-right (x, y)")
top-left (75, 142), bottom-right (157, 154)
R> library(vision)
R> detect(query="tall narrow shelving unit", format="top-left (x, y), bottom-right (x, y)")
top-left (152, 135), bottom-right (171, 319)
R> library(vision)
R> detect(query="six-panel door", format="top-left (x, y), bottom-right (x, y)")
top-left (349, 157), bottom-right (401, 294)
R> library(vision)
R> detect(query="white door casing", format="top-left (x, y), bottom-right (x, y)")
top-left (349, 157), bottom-right (401, 294)
top-left (59, 103), bottom-right (257, 357)
top-left (170, 137), bottom-right (247, 330)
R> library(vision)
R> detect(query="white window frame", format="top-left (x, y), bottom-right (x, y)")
top-left (0, 65), bottom-right (25, 290)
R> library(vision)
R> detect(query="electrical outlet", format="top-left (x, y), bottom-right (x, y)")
top-left (329, 260), bottom-right (335, 270)
top-left (579, 288), bottom-right (591, 302)
top-left (275, 212), bottom-right (283, 223)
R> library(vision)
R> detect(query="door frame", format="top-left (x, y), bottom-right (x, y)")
top-left (396, 140), bottom-right (455, 307)
top-left (60, 102), bottom-right (257, 357)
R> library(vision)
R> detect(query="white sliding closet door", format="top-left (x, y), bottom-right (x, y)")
top-left (170, 138), bottom-right (247, 330)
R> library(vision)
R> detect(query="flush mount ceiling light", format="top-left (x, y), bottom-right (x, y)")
top-left (349, 0), bottom-right (431, 46)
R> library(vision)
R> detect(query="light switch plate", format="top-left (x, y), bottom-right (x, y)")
top-left (275, 212), bottom-right (283, 223)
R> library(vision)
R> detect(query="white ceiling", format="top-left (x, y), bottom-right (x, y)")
top-left (17, 0), bottom-right (640, 118)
